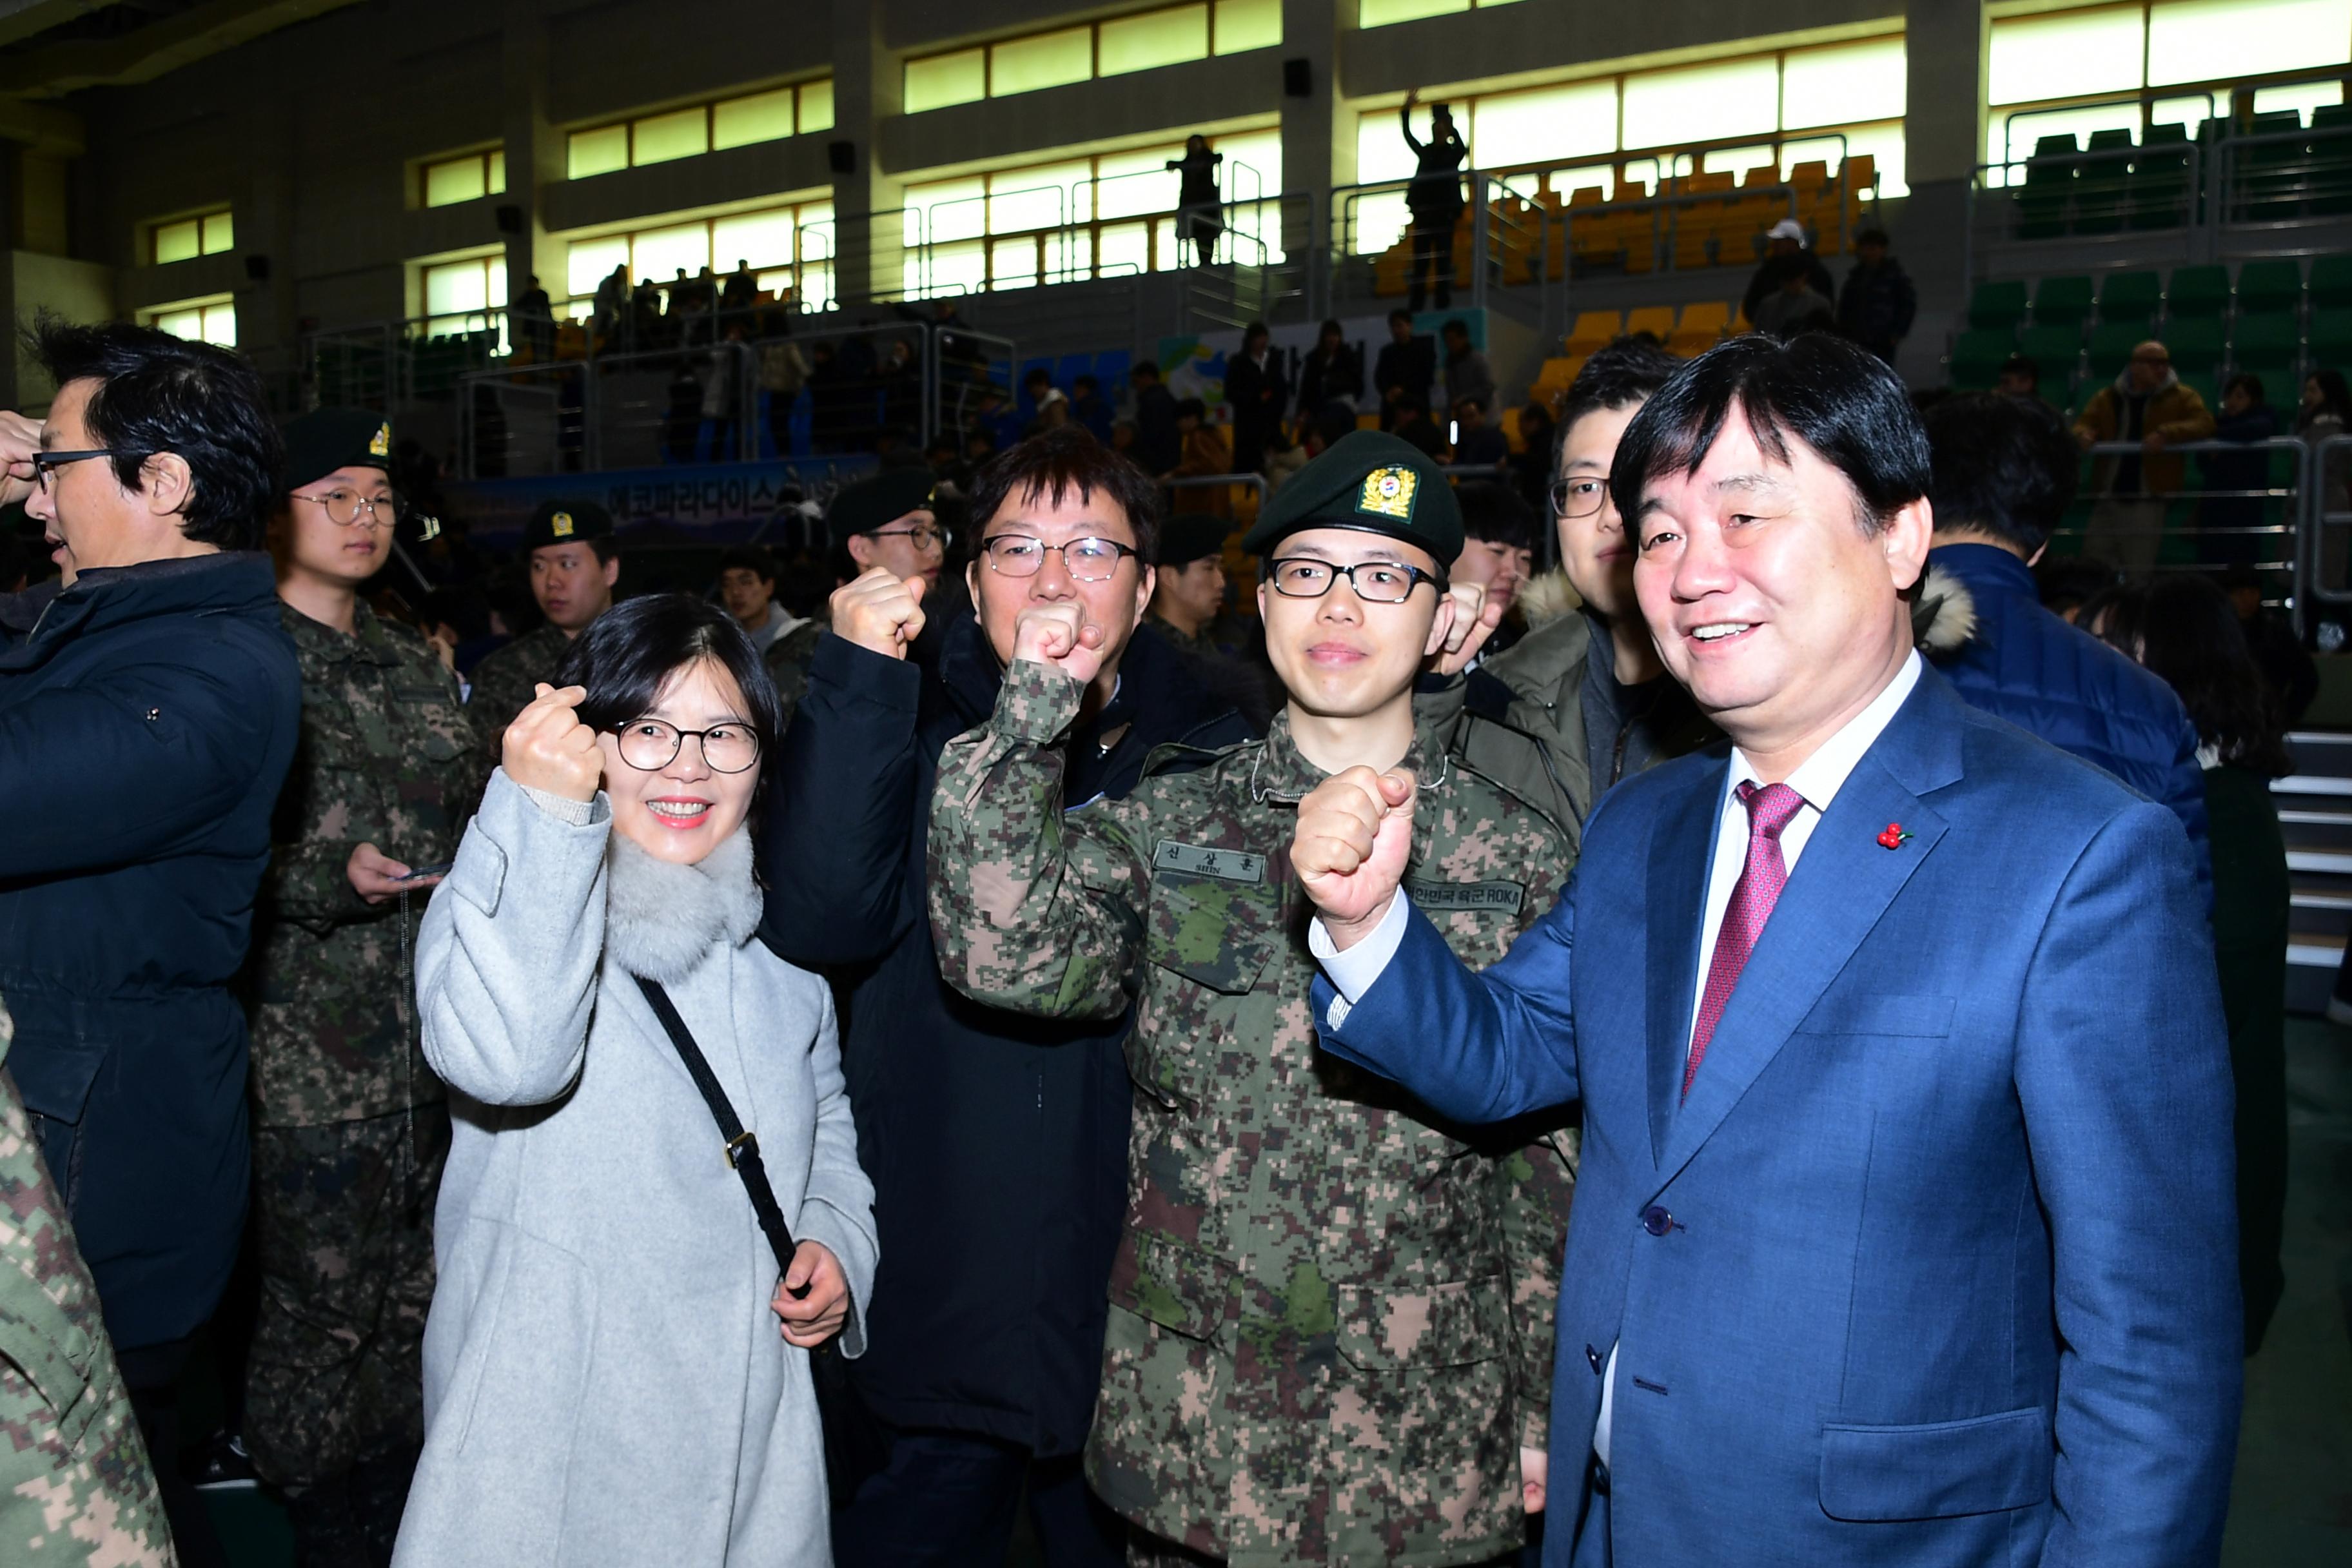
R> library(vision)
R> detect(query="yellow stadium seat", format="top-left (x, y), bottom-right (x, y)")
top-left (1790, 160), bottom-right (1830, 189)
top-left (1624, 304), bottom-right (1676, 339)
top-left (1687, 170), bottom-right (1735, 195)
top-left (1741, 164), bottom-right (1781, 188)
top-left (1565, 310), bottom-right (1622, 357)
top-left (1669, 301), bottom-right (1731, 355)
top-left (1845, 154), bottom-right (1877, 193)
top-left (1567, 185), bottom-right (1605, 208)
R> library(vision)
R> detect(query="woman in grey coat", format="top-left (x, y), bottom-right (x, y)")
top-left (396, 594), bottom-right (876, 1567)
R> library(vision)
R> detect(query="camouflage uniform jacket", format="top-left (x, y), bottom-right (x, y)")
top-left (930, 661), bottom-right (1575, 1567)
top-left (763, 613), bottom-right (827, 729)
top-left (0, 998), bottom-right (175, 1567)
top-left (463, 621), bottom-right (571, 762)
top-left (250, 603), bottom-right (485, 1126)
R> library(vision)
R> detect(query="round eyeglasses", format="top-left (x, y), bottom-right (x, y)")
top-left (979, 535), bottom-right (1139, 582)
top-left (865, 524), bottom-right (952, 554)
top-left (1547, 476), bottom-right (1609, 520)
top-left (1265, 557), bottom-right (1445, 603)
top-left (293, 488), bottom-right (406, 529)
top-left (609, 718), bottom-right (762, 774)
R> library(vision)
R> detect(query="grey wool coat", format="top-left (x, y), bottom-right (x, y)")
top-left (394, 770), bottom-right (877, 1567)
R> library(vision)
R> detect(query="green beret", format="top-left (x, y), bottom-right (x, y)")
top-left (1240, 430), bottom-right (1462, 567)
top-left (827, 468), bottom-right (939, 547)
top-left (283, 408), bottom-right (391, 493)
top-left (1155, 514), bottom-right (1230, 567)
top-left (523, 498), bottom-right (616, 551)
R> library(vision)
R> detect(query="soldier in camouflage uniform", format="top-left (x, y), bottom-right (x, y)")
top-left (930, 432), bottom-right (1576, 1566)
top-left (0, 996), bottom-right (175, 1568)
top-left (251, 410), bottom-right (487, 1563)
top-left (464, 497), bottom-right (618, 760)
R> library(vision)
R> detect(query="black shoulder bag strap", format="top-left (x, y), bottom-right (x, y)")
top-left (632, 974), bottom-right (810, 1300)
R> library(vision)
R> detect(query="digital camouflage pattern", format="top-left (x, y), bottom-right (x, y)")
top-left (0, 996), bottom-right (175, 1567)
top-left (251, 602), bottom-right (486, 1127)
top-left (462, 620), bottom-right (572, 764)
top-left (930, 660), bottom-right (1576, 1567)
top-left (763, 614), bottom-right (826, 729)
top-left (243, 1108), bottom-right (449, 1490)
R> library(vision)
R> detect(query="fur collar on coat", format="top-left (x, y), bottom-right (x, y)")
top-left (601, 826), bottom-right (761, 985)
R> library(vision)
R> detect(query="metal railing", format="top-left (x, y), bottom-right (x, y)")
top-left (2059, 435), bottom-right (2308, 622)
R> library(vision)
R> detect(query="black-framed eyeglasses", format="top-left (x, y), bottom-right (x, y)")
top-left (865, 524), bottom-right (952, 554)
top-left (1547, 476), bottom-right (1609, 520)
top-left (609, 718), bottom-right (762, 774)
top-left (293, 488), bottom-right (406, 529)
top-left (980, 535), bottom-right (1139, 582)
top-left (1266, 556), bottom-right (1446, 603)
top-left (29, 449), bottom-right (145, 490)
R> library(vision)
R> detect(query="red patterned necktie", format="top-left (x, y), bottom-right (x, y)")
top-left (1685, 780), bottom-right (1807, 1099)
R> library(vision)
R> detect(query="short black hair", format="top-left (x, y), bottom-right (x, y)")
top-left (1558, 336), bottom-right (1681, 440)
top-left (1456, 481), bottom-right (1536, 551)
top-left (556, 591), bottom-right (786, 765)
top-left (1175, 397), bottom-right (1207, 422)
top-left (967, 424), bottom-right (1161, 564)
top-left (718, 546), bottom-right (775, 582)
top-left (1442, 318), bottom-right (1469, 339)
top-left (1856, 227), bottom-right (1891, 246)
top-left (1997, 353), bottom-right (2040, 388)
top-left (1023, 367), bottom-right (1052, 389)
top-left (2225, 373), bottom-right (2266, 404)
top-left (30, 315), bottom-right (282, 551)
top-left (1611, 334), bottom-right (1930, 535)
top-left (1922, 391), bottom-right (2079, 554)
top-left (1074, 374), bottom-right (1098, 395)
top-left (1387, 308), bottom-right (1413, 327)
top-left (1130, 360), bottom-right (1161, 381)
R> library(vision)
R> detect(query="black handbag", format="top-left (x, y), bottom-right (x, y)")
top-left (631, 974), bottom-right (889, 1505)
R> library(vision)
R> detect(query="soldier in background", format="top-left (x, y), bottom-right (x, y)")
top-left (765, 467), bottom-right (945, 725)
top-left (0, 995), bottom-right (176, 1567)
top-left (1148, 513), bottom-right (1277, 732)
top-left (928, 432), bottom-right (1574, 1565)
top-left (250, 410), bottom-right (486, 1563)
top-left (463, 498), bottom-right (618, 756)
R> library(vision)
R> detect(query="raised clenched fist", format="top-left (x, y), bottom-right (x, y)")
top-left (1012, 601), bottom-right (1108, 687)
top-left (830, 567), bottom-right (928, 660)
top-left (1292, 764), bottom-right (1416, 945)
top-left (503, 683), bottom-right (603, 802)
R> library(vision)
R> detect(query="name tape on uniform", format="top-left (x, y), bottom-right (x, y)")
top-left (1154, 841), bottom-right (1267, 884)
top-left (1405, 877), bottom-right (1525, 914)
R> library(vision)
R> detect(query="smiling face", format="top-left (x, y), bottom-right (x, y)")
top-left (1258, 527), bottom-right (1453, 721)
top-left (596, 656), bottom-right (761, 866)
top-left (1631, 407), bottom-right (1928, 769)
top-left (282, 465), bottom-right (393, 588)
top-left (968, 482), bottom-right (1153, 670)
top-left (1553, 400), bottom-right (1643, 620)
top-left (532, 542), bottom-right (618, 633)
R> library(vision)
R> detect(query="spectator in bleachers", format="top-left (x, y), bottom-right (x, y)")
top-left (1440, 318), bottom-right (1495, 425)
top-left (1389, 391), bottom-right (1444, 459)
top-left (1740, 217), bottom-right (1834, 328)
top-left (514, 273), bottom-right (556, 361)
top-left (1996, 353), bottom-right (2041, 400)
top-left (1450, 481), bottom-right (1535, 662)
top-left (970, 385), bottom-right (1021, 453)
top-left (1296, 318), bottom-right (1364, 418)
top-left (1028, 389), bottom-right (1073, 439)
top-left (1834, 227), bottom-right (1916, 366)
top-left (720, 258), bottom-right (758, 324)
top-left (1224, 321), bottom-right (1287, 475)
top-left (1451, 397), bottom-right (1509, 469)
top-left (1070, 373), bottom-right (1114, 444)
top-left (1260, 423), bottom-right (1309, 491)
top-left (2090, 574), bottom-right (2289, 1357)
top-left (1751, 263), bottom-right (1837, 340)
top-left (1168, 134), bottom-right (1225, 266)
top-left (2200, 374), bottom-right (2281, 567)
top-left (1921, 391), bottom-right (2211, 906)
top-left (592, 264), bottom-right (629, 350)
top-left (631, 275), bottom-right (663, 351)
top-left (1166, 397), bottom-right (1233, 515)
top-left (1375, 307), bottom-right (1435, 431)
top-left (760, 328), bottom-right (810, 460)
top-left (1400, 88), bottom-right (1467, 310)
top-left (1022, 364), bottom-right (1055, 418)
top-left (2072, 340), bottom-right (2215, 577)
top-left (704, 324), bottom-right (749, 461)
top-left (1130, 360), bottom-right (1182, 475)
top-left (1513, 400), bottom-right (1555, 514)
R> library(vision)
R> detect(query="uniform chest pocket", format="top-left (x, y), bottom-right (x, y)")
top-left (299, 695), bottom-right (375, 770)
top-left (391, 687), bottom-right (471, 762)
top-left (1145, 861), bottom-right (1284, 996)
top-left (1133, 867), bottom-right (1285, 1108)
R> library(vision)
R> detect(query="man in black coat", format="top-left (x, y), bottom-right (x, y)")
top-left (1373, 307), bottom-right (1436, 432)
top-left (0, 319), bottom-right (302, 1557)
top-left (1129, 359), bottom-right (1182, 476)
top-left (761, 429), bottom-right (1251, 1567)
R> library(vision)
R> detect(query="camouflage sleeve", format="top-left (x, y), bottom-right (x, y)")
top-left (1492, 1121), bottom-right (1577, 1451)
top-left (926, 658), bottom-right (1152, 1021)
top-left (262, 836), bottom-right (383, 932)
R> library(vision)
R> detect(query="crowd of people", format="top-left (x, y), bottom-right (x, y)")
top-left (0, 300), bottom-right (2304, 1568)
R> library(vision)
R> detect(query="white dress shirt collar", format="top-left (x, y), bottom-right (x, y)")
top-left (1722, 649), bottom-right (1925, 815)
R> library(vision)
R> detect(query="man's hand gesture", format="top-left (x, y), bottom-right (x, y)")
top-left (0, 411), bottom-right (41, 510)
top-left (1012, 602), bottom-right (1108, 688)
top-left (1429, 580), bottom-right (1503, 678)
top-left (830, 567), bottom-right (928, 660)
top-left (1293, 766), bottom-right (1416, 948)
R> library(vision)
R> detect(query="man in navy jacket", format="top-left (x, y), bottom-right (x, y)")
top-left (0, 320), bottom-right (301, 1554)
top-left (1292, 338), bottom-right (2239, 1565)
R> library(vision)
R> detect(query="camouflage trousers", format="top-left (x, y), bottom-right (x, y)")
top-left (244, 1104), bottom-right (449, 1490)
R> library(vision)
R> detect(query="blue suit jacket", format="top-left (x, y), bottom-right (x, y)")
top-left (1318, 669), bottom-right (2240, 1567)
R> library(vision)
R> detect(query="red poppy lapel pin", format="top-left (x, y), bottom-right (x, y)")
top-left (1876, 822), bottom-right (1913, 850)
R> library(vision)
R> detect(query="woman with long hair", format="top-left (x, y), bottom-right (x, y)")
top-left (2092, 574), bottom-right (2289, 1357)
top-left (396, 594), bottom-right (875, 1565)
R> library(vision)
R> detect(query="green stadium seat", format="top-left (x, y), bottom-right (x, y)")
top-left (2086, 321), bottom-right (2146, 380)
top-left (2237, 259), bottom-right (2305, 315)
top-left (2097, 270), bottom-right (2161, 326)
top-left (2075, 130), bottom-right (2134, 234)
top-left (2019, 136), bottom-right (2078, 240)
top-left (2180, 372), bottom-right (2222, 418)
top-left (2032, 275), bottom-right (2095, 326)
top-left (2232, 313), bottom-right (2302, 377)
top-left (2018, 324), bottom-right (2084, 385)
top-left (2164, 317), bottom-right (2226, 374)
top-left (1966, 280), bottom-right (2029, 332)
top-left (2309, 255), bottom-right (2352, 309)
top-left (2166, 264), bottom-right (2231, 318)
top-left (1950, 329), bottom-right (2014, 388)
top-left (2032, 133), bottom-right (2080, 158)
top-left (2310, 308), bottom-right (2352, 369)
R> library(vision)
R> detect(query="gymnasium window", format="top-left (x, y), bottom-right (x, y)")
top-left (142, 296), bottom-right (236, 347)
top-left (566, 78), bottom-right (835, 179)
top-left (150, 208), bottom-right (233, 266)
top-left (422, 148), bottom-right (507, 208)
top-left (901, 1), bottom-right (1281, 113)
top-left (562, 199), bottom-right (835, 318)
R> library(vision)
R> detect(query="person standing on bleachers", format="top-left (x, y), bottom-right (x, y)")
top-left (1167, 135), bottom-right (1224, 267)
top-left (1441, 318), bottom-right (1496, 424)
top-left (1222, 322), bottom-right (1286, 475)
top-left (1400, 88), bottom-right (1467, 311)
top-left (1834, 227), bottom-right (1916, 366)
top-left (1375, 308), bottom-right (1436, 431)
top-left (2072, 340), bottom-right (2214, 578)
top-left (1740, 218), bottom-right (1833, 328)
top-left (1295, 318), bottom-right (1363, 420)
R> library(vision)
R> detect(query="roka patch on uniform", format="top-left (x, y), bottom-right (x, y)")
top-left (1153, 839), bottom-right (1266, 883)
top-left (1404, 877), bottom-right (1524, 913)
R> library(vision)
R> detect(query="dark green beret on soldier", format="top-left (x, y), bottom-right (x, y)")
top-left (1240, 429), bottom-right (1464, 565)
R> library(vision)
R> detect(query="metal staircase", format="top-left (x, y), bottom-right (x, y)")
top-left (2277, 731), bottom-right (2352, 1013)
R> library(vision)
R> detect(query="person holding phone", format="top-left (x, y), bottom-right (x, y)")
top-left (246, 407), bottom-right (490, 1560)
top-left (398, 594), bottom-right (874, 1566)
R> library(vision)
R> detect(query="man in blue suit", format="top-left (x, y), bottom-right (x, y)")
top-left (1292, 335), bottom-right (2240, 1566)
